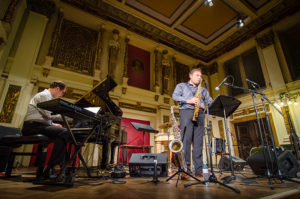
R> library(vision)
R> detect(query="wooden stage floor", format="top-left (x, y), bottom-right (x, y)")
top-left (1, 167), bottom-right (300, 199)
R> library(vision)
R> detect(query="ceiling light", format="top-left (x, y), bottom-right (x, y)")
top-left (204, 0), bottom-right (213, 7)
top-left (294, 99), bottom-right (298, 106)
top-left (236, 18), bottom-right (244, 28)
top-left (288, 100), bottom-right (292, 105)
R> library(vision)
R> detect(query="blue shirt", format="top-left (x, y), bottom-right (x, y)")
top-left (172, 82), bottom-right (213, 110)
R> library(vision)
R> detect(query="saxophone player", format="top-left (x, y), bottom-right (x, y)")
top-left (172, 68), bottom-right (213, 179)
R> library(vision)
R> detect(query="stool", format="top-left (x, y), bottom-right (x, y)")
top-left (0, 125), bottom-right (50, 178)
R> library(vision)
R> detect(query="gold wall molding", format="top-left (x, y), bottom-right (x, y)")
top-left (0, 84), bottom-right (21, 123)
top-left (119, 102), bottom-right (157, 113)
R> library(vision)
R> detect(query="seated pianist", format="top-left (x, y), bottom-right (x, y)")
top-left (22, 80), bottom-right (69, 179)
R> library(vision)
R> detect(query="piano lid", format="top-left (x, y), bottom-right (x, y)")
top-left (75, 75), bottom-right (123, 116)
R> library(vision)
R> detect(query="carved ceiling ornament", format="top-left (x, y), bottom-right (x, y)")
top-left (61, 0), bottom-right (300, 63)
top-left (200, 62), bottom-right (218, 76)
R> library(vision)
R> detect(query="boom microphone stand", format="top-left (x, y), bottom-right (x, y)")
top-left (223, 80), bottom-right (300, 189)
top-left (184, 81), bottom-right (241, 194)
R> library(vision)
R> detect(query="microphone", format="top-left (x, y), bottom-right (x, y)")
top-left (246, 78), bottom-right (260, 88)
top-left (215, 76), bottom-right (230, 91)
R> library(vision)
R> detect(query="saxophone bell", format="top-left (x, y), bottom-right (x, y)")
top-left (169, 139), bottom-right (183, 153)
top-left (169, 105), bottom-right (188, 172)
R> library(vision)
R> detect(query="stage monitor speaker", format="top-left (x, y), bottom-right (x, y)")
top-left (218, 155), bottom-right (246, 171)
top-left (129, 153), bottom-right (167, 177)
top-left (248, 149), bottom-right (300, 177)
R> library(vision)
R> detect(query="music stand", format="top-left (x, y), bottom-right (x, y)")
top-left (209, 95), bottom-right (257, 185)
top-left (130, 122), bottom-right (158, 153)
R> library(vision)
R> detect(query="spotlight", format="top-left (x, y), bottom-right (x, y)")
top-left (236, 18), bottom-right (244, 28)
top-left (288, 100), bottom-right (292, 105)
top-left (294, 99), bottom-right (298, 106)
top-left (204, 0), bottom-right (213, 7)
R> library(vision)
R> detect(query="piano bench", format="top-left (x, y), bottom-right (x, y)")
top-left (0, 125), bottom-right (50, 178)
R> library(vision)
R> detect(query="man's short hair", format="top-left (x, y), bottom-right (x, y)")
top-left (50, 81), bottom-right (66, 90)
top-left (189, 68), bottom-right (202, 75)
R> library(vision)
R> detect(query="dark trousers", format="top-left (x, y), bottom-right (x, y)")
top-left (179, 109), bottom-right (205, 175)
top-left (22, 122), bottom-right (69, 168)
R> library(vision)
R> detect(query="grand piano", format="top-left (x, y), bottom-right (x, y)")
top-left (37, 75), bottom-right (123, 172)
top-left (73, 75), bottom-right (123, 169)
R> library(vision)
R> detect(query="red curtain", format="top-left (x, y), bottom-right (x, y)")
top-left (127, 44), bottom-right (150, 90)
top-left (118, 118), bottom-right (150, 165)
top-left (30, 143), bottom-right (80, 167)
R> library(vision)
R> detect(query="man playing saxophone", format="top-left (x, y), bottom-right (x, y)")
top-left (172, 68), bottom-right (213, 179)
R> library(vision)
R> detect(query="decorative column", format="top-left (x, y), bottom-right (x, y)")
top-left (122, 35), bottom-right (129, 85)
top-left (153, 49), bottom-right (160, 93)
top-left (1, 0), bottom-right (55, 128)
top-left (108, 29), bottom-right (120, 81)
top-left (172, 56), bottom-right (176, 90)
top-left (94, 25), bottom-right (105, 79)
top-left (161, 50), bottom-right (170, 95)
top-left (256, 31), bottom-right (285, 90)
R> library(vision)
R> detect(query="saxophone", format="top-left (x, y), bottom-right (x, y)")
top-left (169, 106), bottom-right (187, 171)
top-left (192, 79), bottom-right (202, 122)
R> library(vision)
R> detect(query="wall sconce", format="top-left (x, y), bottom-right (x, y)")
top-left (277, 92), bottom-right (300, 107)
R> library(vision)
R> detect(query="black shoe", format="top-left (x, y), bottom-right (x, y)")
top-left (41, 167), bottom-right (57, 180)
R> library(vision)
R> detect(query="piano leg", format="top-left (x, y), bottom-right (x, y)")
top-left (110, 141), bottom-right (119, 165)
top-left (100, 139), bottom-right (110, 170)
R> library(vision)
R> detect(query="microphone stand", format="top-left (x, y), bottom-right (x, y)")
top-left (224, 82), bottom-right (300, 189)
top-left (184, 81), bottom-right (240, 194)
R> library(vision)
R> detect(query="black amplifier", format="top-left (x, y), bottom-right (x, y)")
top-left (129, 153), bottom-right (167, 177)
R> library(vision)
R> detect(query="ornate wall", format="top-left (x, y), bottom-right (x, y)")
top-left (0, 0), bottom-right (299, 167)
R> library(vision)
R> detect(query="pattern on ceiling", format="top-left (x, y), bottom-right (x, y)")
top-left (128, 0), bottom-right (242, 44)
top-left (61, 0), bottom-right (300, 63)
